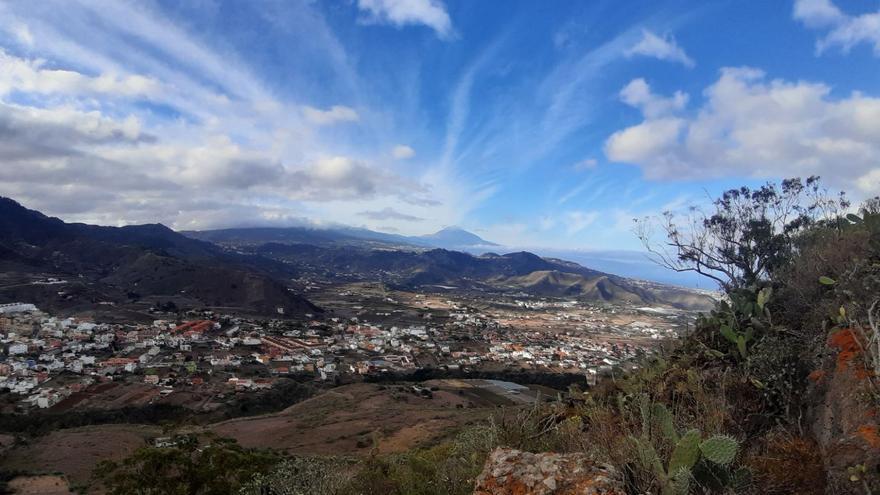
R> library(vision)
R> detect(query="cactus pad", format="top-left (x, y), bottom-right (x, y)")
top-left (668, 429), bottom-right (701, 473)
top-left (699, 435), bottom-right (739, 465)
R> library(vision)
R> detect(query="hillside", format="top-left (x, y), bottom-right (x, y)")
top-left (416, 226), bottom-right (498, 250)
top-left (0, 197), bottom-right (710, 313)
top-left (185, 225), bottom-right (496, 251)
top-left (250, 242), bottom-right (714, 310)
top-left (0, 198), bottom-right (318, 316)
top-left (235, 181), bottom-right (880, 495)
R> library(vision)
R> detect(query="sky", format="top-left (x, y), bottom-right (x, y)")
top-left (0, 0), bottom-right (879, 253)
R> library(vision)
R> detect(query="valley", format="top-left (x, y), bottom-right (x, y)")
top-left (0, 197), bottom-right (711, 492)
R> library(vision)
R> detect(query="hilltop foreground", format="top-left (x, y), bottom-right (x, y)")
top-left (232, 179), bottom-right (880, 495)
top-left (2, 180), bottom-right (879, 495)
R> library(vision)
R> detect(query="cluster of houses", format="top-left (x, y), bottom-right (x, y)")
top-left (1, 296), bottom-right (683, 411)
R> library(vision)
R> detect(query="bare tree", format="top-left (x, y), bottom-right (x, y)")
top-left (635, 176), bottom-right (849, 291)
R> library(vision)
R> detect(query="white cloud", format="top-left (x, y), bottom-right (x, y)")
top-left (625, 30), bottom-right (694, 67)
top-left (619, 78), bottom-right (688, 119)
top-left (794, 0), bottom-right (880, 55)
top-left (0, 102), bottom-right (151, 151)
top-left (392, 144), bottom-right (415, 159)
top-left (288, 156), bottom-right (425, 201)
top-left (357, 0), bottom-right (453, 39)
top-left (858, 169), bottom-right (880, 192)
top-left (793, 0), bottom-right (844, 27)
top-left (11, 23), bottom-right (34, 47)
top-left (0, 1), bottom-right (461, 232)
top-left (565, 210), bottom-right (599, 235)
top-left (0, 50), bottom-right (160, 98)
top-left (126, 137), bottom-right (285, 190)
top-left (557, 184), bottom-right (585, 205)
top-left (606, 118), bottom-right (685, 165)
top-left (538, 215), bottom-right (557, 231)
top-left (302, 105), bottom-right (359, 125)
top-left (605, 67), bottom-right (880, 194)
top-left (358, 206), bottom-right (423, 221)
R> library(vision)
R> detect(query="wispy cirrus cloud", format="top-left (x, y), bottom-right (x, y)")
top-left (391, 144), bottom-right (415, 159)
top-left (0, 0), bottom-right (875, 254)
top-left (0, 1), bottom-right (445, 232)
top-left (303, 105), bottom-right (359, 125)
top-left (565, 210), bottom-right (600, 235)
top-left (0, 50), bottom-right (161, 98)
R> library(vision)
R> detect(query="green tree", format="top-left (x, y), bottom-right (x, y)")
top-left (636, 176), bottom-right (848, 291)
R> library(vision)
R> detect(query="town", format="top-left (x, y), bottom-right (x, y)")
top-left (0, 286), bottom-right (695, 415)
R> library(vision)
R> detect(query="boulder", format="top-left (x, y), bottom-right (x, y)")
top-left (807, 328), bottom-right (880, 493)
top-left (473, 448), bottom-right (625, 495)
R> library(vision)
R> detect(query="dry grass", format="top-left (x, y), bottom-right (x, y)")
top-left (746, 430), bottom-right (826, 495)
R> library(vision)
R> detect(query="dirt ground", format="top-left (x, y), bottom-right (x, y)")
top-left (50, 382), bottom-right (161, 413)
top-left (210, 382), bottom-right (501, 455)
top-left (0, 433), bottom-right (14, 453)
top-left (0, 424), bottom-right (159, 488)
top-left (0, 381), bottom-right (535, 489)
top-left (5, 475), bottom-right (72, 495)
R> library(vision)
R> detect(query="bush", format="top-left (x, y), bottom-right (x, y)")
top-left (94, 434), bottom-right (280, 495)
top-left (240, 456), bottom-right (356, 495)
top-left (572, 361), bottom-right (748, 494)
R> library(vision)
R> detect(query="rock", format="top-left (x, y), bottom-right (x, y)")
top-left (807, 328), bottom-right (880, 493)
top-left (473, 448), bottom-right (625, 495)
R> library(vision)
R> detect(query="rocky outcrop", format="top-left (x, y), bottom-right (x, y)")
top-left (473, 448), bottom-right (625, 495)
top-left (807, 328), bottom-right (880, 493)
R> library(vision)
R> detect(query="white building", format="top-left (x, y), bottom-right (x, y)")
top-left (8, 343), bottom-right (28, 355)
top-left (0, 303), bottom-right (38, 314)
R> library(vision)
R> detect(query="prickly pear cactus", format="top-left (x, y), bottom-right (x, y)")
top-left (653, 403), bottom-right (678, 443)
top-left (629, 436), bottom-right (665, 480)
top-left (665, 467), bottom-right (692, 495)
top-left (699, 435), bottom-right (739, 465)
top-left (668, 429), bottom-right (701, 473)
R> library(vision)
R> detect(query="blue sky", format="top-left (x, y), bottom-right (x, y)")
top-left (0, 0), bottom-right (878, 253)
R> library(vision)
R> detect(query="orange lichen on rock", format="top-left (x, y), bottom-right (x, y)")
top-left (857, 425), bottom-right (880, 449)
top-left (829, 329), bottom-right (861, 372)
top-left (808, 369), bottom-right (826, 382)
top-left (854, 367), bottom-right (874, 380)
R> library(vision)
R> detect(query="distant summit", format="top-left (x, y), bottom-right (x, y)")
top-left (417, 226), bottom-right (498, 250)
top-left (186, 224), bottom-right (499, 252)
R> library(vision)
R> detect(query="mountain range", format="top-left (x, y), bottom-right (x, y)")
top-left (184, 225), bottom-right (497, 251)
top-left (0, 198), bottom-right (318, 317)
top-left (187, 224), bottom-right (707, 288)
top-left (248, 243), bottom-right (713, 310)
top-left (0, 197), bottom-right (714, 315)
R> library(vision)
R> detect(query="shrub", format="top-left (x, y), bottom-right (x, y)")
top-left (94, 434), bottom-right (280, 495)
top-left (240, 456), bottom-right (356, 495)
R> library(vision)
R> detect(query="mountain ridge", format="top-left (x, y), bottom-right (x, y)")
top-left (0, 198), bottom-right (714, 312)
top-left (184, 225), bottom-right (496, 251)
top-left (249, 242), bottom-right (714, 310)
top-left (0, 197), bottom-right (319, 316)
